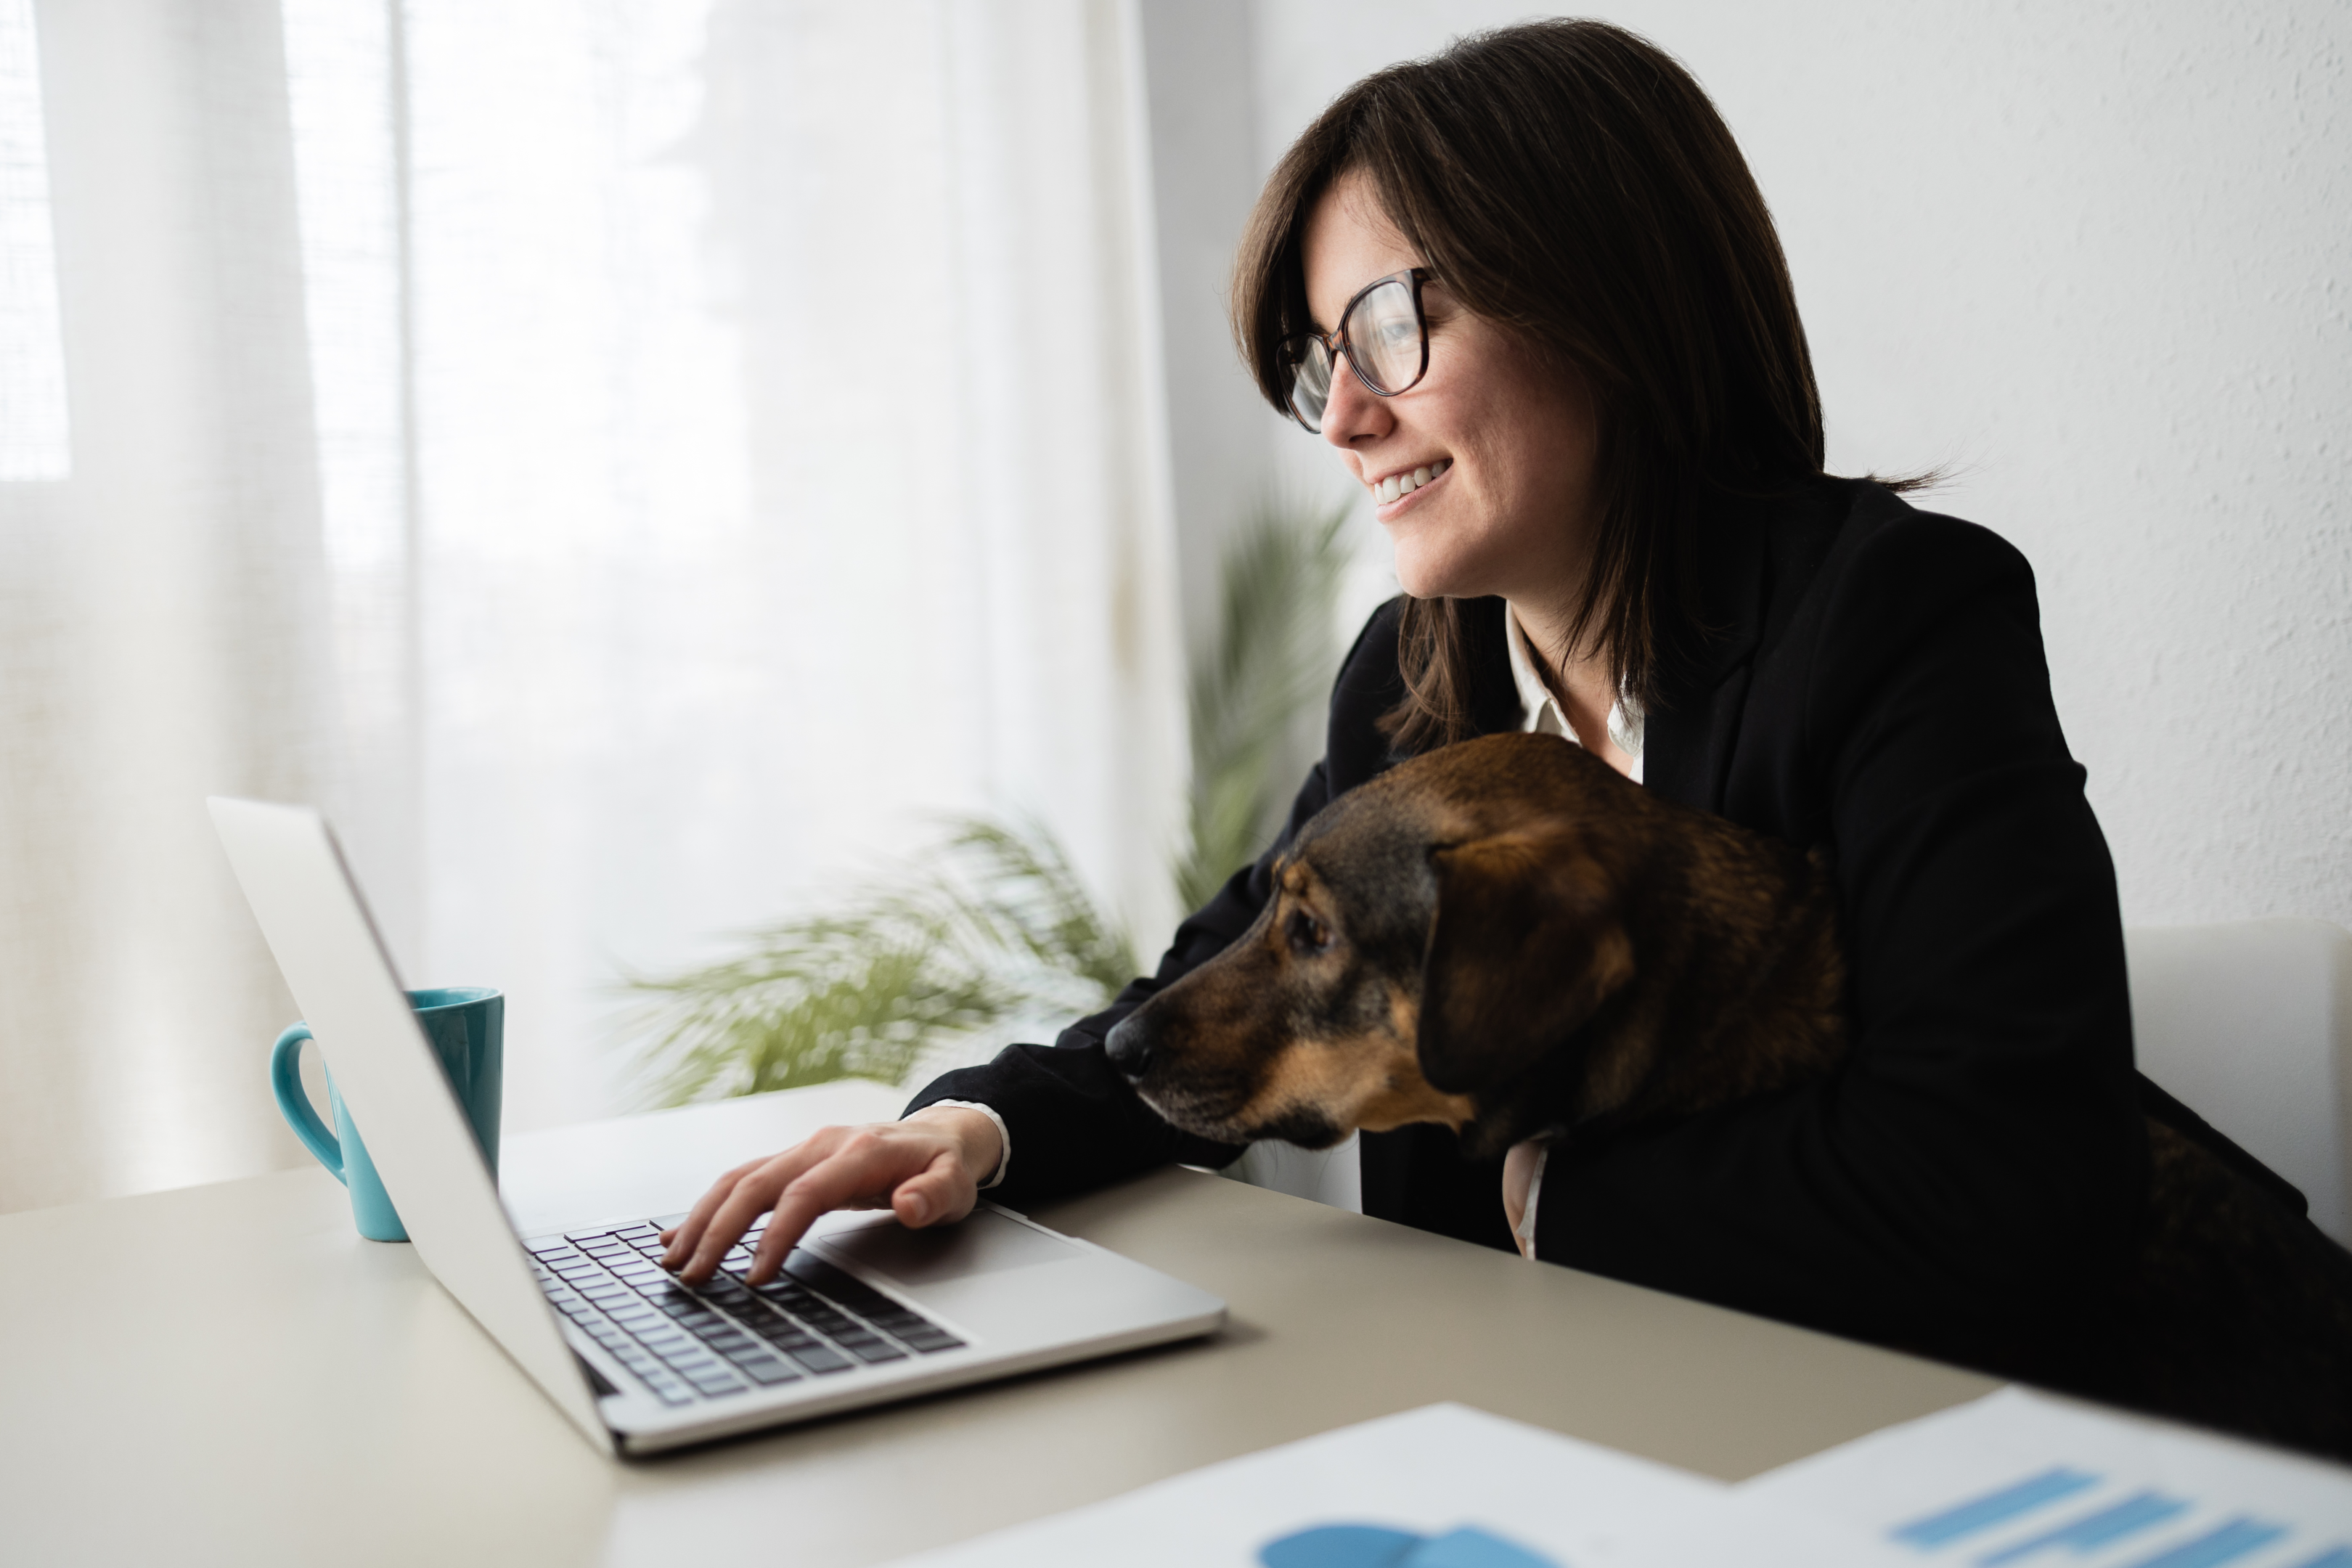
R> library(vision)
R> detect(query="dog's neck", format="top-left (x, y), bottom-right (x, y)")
top-left (1468, 842), bottom-right (1848, 1159)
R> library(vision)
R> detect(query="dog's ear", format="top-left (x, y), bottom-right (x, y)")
top-left (1418, 828), bottom-right (1634, 1094)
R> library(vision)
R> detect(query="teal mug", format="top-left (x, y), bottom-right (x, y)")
top-left (270, 987), bottom-right (504, 1241)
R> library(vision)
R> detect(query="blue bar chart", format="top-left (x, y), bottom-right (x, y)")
top-left (1888, 1465), bottom-right (2341, 1568)
top-left (1741, 1389), bottom-right (2352, 1568)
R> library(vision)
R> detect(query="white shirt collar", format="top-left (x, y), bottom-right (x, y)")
top-left (1502, 600), bottom-right (1645, 785)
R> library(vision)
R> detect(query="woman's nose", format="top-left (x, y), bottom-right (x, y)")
top-left (1318, 360), bottom-right (1390, 452)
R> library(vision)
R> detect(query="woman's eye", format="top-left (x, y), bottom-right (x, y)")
top-left (1286, 910), bottom-right (1331, 955)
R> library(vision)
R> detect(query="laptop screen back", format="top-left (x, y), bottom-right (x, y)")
top-left (209, 797), bottom-right (611, 1452)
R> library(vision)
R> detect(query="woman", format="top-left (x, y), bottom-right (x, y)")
top-left (664, 20), bottom-right (2154, 1381)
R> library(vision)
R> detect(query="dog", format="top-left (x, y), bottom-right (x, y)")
top-left (1103, 731), bottom-right (2352, 1461)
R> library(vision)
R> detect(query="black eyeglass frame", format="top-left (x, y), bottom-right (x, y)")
top-left (1280, 267), bottom-right (1434, 433)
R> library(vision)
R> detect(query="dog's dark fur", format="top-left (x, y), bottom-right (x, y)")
top-left (1106, 732), bottom-right (2352, 1461)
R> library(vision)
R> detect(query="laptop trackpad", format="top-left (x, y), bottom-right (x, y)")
top-left (818, 1208), bottom-right (1080, 1286)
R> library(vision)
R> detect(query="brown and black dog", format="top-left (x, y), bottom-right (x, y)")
top-left (1103, 731), bottom-right (2352, 1461)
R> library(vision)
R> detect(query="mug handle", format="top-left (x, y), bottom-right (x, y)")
top-left (270, 1024), bottom-right (348, 1186)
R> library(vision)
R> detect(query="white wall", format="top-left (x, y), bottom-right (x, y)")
top-left (1151, 0), bottom-right (2351, 931)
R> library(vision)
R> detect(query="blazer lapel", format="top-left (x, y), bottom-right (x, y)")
top-left (1462, 597), bottom-right (1527, 738)
top-left (1644, 506), bottom-right (1768, 814)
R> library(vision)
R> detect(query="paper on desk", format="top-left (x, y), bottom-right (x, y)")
top-left (1740, 1385), bottom-right (2352, 1566)
top-left (880, 1402), bottom-right (1873, 1568)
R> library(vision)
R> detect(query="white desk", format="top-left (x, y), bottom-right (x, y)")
top-left (0, 1084), bottom-right (1996, 1565)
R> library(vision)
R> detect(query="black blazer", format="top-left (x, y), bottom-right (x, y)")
top-left (911, 477), bottom-right (2157, 1368)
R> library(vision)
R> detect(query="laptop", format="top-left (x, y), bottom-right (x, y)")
top-left (209, 796), bottom-right (1227, 1456)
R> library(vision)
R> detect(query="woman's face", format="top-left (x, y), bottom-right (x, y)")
top-left (1299, 172), bottom-right (1600, 611)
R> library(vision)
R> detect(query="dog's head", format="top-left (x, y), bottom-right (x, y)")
top-left (1104, 734), bottom-right (1639, 1156)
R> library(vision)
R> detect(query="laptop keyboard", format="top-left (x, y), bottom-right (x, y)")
top-left (525, 1219), bottom-right (967, 1407)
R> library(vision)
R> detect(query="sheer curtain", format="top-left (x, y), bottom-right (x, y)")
top-left (0, 0), bottom-right (1185, 1211)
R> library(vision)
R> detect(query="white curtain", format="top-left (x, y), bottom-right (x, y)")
top-left (0, 0), bottom-right (1186, 1211)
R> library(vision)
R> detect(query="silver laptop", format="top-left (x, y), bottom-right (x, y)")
top-left (210, 796), bottom-right (1226, 1456)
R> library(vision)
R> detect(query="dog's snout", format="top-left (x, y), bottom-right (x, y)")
top-left (1104, 1014), bottom-right (1153, 1081)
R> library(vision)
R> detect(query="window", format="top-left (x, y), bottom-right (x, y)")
top-left (0, 0), bottom-right (68, 481)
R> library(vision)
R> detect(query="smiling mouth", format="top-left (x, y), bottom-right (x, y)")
top-left (1370, 459), bottom-right (1450, 508)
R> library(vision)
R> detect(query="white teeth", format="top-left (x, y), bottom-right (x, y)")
top-left (1372, 460), bottom-right (1448, 505)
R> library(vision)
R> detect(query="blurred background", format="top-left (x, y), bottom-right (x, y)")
top-left (1, 0), bottom-right (2345, 1214)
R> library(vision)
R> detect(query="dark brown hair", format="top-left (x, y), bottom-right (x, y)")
top-left (1233, 20), bottom-right (1824, 750)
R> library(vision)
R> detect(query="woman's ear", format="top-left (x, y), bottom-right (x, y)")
top-left (1417, 828), bottom-right (1635, 1094)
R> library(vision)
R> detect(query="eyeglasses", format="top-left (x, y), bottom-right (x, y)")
top-left (1281, 268), bottom-right (1433, 433)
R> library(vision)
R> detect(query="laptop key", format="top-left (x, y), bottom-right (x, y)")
top-left (836, 1336), bottom-right (908, 1363)
top-left (745, 1318), bottom-right (820, 1350)
top-left (738, 1358), bottom-right (801, 1387)
top-left (754, 1282), bottom-right (816, 1308)
top-left (783, 1343), bottom-right (854, 1374)
top-left (899, 1330), bottom-right (966, 1352)
top-left (783, 1250), bottom-right (889, 1307)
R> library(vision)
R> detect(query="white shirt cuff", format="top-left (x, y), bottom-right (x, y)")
top-left (1514, 1143), bottom-right (1551, 1260)
top-left (916, 1099), bottom-right (1010, 1191)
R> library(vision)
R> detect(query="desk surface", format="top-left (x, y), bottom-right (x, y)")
top-left (0, 1084), bottom-right (1996, 1567)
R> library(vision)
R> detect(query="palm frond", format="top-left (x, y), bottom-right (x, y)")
top-left (623, 819), bottom-right (1132, 1108)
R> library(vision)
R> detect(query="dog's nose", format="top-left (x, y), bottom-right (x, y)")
top-left (1103, 1015), bottom-right (1153, 1081)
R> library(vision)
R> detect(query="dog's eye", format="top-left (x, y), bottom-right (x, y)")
top-left (1285, 909), bottom-right (1332, 956)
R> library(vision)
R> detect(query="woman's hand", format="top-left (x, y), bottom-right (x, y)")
top-left (658, 1106), bottom-right (1003, 1286)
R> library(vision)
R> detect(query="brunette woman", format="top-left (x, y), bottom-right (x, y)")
top-left (664, 20), bottom-right (2163, 1394)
